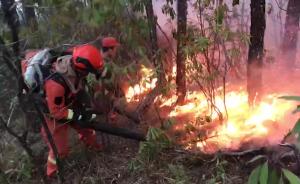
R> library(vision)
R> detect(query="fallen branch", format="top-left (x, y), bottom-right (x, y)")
top-left (135, 84), bottom-right (161, 120)
top-left (220, 147), bottom-right (264, 156)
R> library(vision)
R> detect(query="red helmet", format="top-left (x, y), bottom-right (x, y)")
top-left (72, 44), bottom-right (103, 74)
top-left (102, 37), bottom-right (120, 48)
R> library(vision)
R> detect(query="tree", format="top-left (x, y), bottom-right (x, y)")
top-left (176, 0), bottom-right (187, 104)
top-left (247, 0), bottom-right (266, 105)
top-left (281, 0), bottom-right (300, 68)
top-left (134, 0), bottom-right (167, 117)
top-left (1, 0), bottom-right (20, 56)
top-left (23, 0), bottom-right (38, 31)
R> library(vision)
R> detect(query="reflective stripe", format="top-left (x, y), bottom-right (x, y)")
top-left (48, 156), bottom-right (56, 165)
top-left (67, 109), bottom-right (74, 120)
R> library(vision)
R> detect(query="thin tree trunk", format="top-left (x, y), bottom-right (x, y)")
top-left (176, 0), bottom-right (187, 104)
top-left (281, 0), bottom-right (300, 68)
top-left (247, 0), bottom-right (266, 105)
top-left (1, 0), bottom-right (20, 57)
top-left (23, 1), bottom-right (38, 31)
top-left (134, 0), bottom-right (166, 117)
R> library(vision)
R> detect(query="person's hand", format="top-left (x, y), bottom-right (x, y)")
top-left (72, 108), bottom-right (96, 122)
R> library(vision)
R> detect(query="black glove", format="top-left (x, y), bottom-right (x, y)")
top-left (72, 108), bottom-right (96, 123)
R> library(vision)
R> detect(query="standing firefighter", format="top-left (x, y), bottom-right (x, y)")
top-left (41, 45), bottom-right (104, 177)
top-left (100, 37), bottom-right (125, 97)
top-left (89, 37), bottom-right (126, 117)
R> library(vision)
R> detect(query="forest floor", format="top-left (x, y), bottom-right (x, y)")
top-left (14, 106), bottom-right (256, 184)
top-left (43, 134), bottom-right (252, 184)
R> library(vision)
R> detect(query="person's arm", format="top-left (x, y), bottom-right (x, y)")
top-left (45, 79), bottom-right (96, 123)
top-left (44, 79), bottom-right (73, 120)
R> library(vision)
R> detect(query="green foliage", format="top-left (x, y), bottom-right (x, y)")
top-left (161, 1), bottom-right (176, 20)
top-left (279, 96), bottom-right (300, 102)
top-left (138, 127), bottom-right (172, 162)
top-left (282, 169), bottom-right (300, 184)
top-left (248, 161), bottom-right (300, 184)
top-left (206, 158), bottom-right (228, 184)
top-left (248, 165), bottom-right (261, 184)
top-left (268, 168), bottom-right (280, 184)
top-left (259, 162), bottom-right (268, 184)
top-left (1, 152), bottom-right (33, 183)
top-left (167, 164), bottom-right (190, 184)
top-left (279, 96), bottom-right (300, 142)
top-left (292, 119), bottom-right (300, 140)
top-left (214, 5), bottom-right (227, 25)
top-left (162, 118), bottom-right (177, 130)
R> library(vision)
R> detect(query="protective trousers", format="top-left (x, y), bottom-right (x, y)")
top-left (41, 117), bottom-right (102, 177)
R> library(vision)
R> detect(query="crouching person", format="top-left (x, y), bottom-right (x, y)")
top-left (42, 45), bottom-right (104, 177)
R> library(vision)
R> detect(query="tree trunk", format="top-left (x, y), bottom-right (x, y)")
top-left (134, 0), bottom-right (166, 117)
top-left (281, 0), bottom-right (300, 68)
top-left (247, 0), bottom-right (266, 105)
top-left (176, 0), bottom-right (187, 104)
top-left (1, 0), bottom-right (20, 57)
top-left (23, 1), bottom-right (38, 31)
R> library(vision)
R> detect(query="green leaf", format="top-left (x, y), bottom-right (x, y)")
top-left (248, 165), bottom-right (261, 184)
top-left (292, 119), bottom-right (300, 135)
top-left (279, 96), bottom-right (300, 102)
top-left (163, 118), bottom-right (176, 130)
top-left (259, 162), bottom-right (268, 184)
top-left (268, 168), bottom-right (279, 184)
top-left (278, 176), bottom-right (284, 184)
top-left (214, 5), bottom-right (227, 25)
top-left (282, 169), bottom-right (300, 184)
top-left (292, 106), bottom-right (300, 114)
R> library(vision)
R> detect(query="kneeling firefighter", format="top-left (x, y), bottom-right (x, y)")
top-left (41, 45), bottom-right (104, 177)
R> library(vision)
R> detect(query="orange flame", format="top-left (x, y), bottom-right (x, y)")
top-left (124, 66), bottom-right (296, 153)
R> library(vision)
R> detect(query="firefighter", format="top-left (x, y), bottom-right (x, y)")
top-left (42, 44), bottom-right (104, 177)
top-left (99, 37), bottom-right (124, 97)
top-left (101, 36), bottom-right (120, 59)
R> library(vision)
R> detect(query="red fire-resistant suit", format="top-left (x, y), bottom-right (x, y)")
top-left (42, 73), bottom-right (102, 177)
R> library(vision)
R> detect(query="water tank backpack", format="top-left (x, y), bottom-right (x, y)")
top-left (22, 48), bottom-right (53, 93)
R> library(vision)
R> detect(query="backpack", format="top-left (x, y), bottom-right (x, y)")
top-left (22, 48), bottom-right (54, 94)
top-left (22, 48), bottom-right (74, 95)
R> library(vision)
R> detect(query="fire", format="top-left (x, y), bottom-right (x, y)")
top-left (123, 66), bottom-right (296, 153)
top-left (125, 65), bottom-right (157, 102)
top-left (173, 90), bottom-right (295, 153)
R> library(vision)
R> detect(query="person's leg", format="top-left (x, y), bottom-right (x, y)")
top-left (71, 123), bottom-right (103, 151)
top-left (41, 118), bottom-right (69, 177)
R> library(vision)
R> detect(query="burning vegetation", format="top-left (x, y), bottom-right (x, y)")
top-left (123, 65), bottom-right (297, 154)
top-left (2, 0), bottom-right (300, 183)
